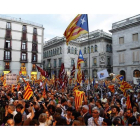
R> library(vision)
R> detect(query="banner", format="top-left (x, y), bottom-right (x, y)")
top-left (97, 69), bottom-right (109, 80)
top-left (6, 73), bottom-right (17, 85)
top-left (133, 77), bottom-right (140, 85)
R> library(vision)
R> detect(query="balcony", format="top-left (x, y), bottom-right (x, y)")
top-left (5, 30), bottom-right (11, 39)
top-left (21, 48), bottom-right (27, 52)
top-left (20, 58), bottom-right (28, 63)
top-left (4, 65), bottom-right (10, 70)
top-left (32, 49), bottom-right (38, 53)
top-left (32, 67), bottom-right (37, 71)
top-left (32, 60), bottom-right (37, 64)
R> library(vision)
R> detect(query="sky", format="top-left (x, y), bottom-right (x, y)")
top-left (3, 14), bottom-right (138, 42)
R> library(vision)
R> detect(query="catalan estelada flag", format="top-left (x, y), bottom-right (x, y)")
top-left (116, 75), bottom-right (124, 82)
top-left (64, 14), bottom-right (89, 45)
top-left (77, 50), bottom-right (84, 85)
top-left (23, 82), bottom-right (33, 100)
top-left (73, 85), bottom-right (80, 92)
top-left (74, 90), bottom-right (85, 110)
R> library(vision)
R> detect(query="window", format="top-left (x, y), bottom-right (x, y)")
top-left (49, 51), bottom-right (50, 57)
top-left (91, 46), bottom-right (93, 53)
top-left (95, 45), bottom-right (97, 52)
top-left (133, 70), bottom-right (140, 77)
top-left (22, 33), bottom-right (26, 40)
top-left (71, 59), bottom-right (75, 66)
top-left (133, 33), bottom-right (138, 42)
top-left (53, 49), bottom-right (55, 56)
top-left (71, 47), bottom-right (74, 54)
top-left (5, 51), bottom-right (10, 60)
top-left (54, 59), bottom-right (57, 67)
top-left (110, 45), bottom-right (112, 53)
top-left (106, 44), bottom-right (109, 52)
top-left (107, 57), bottom-right (110, 65)
top-left (5, 62), bottom-right (10, 69)
top-left (6, 22), bottom-right (11, 29)
top-left (93, 70), bottom-right (97, 78)
top-left (46, 52), bottom-right (48, 58)
top-left (68, 46), bottom-right (70, 53)
top-left (51, 50), bottom-right (52, 56)
top-left (32, 54), bottom-right (37, 62)
top-left (55, 49), bottom-right (57, 55)
top-left (21, 42), bottom-right (26, 50)
top-left (60, 47), bottom-right (62, 54)
top-left (133, 51), bottom-right (139, 62)
top-left (75, 48), bottom-right (77, 54)
top-left (59, 58), bottom-right (62, 67)
top-left (119, 37), bottom-right (124, 44)
top-left (119, 53), bottom-right (125, 63)
top-left (93, 58), bottom-right (97, 65)
top-left (22, 25), bottom-right (26, 32)
top-left (32, 43), bottom-right (37, 51)
top-left (22, 53), bottom-right (27, 60)
top-left (84, 47), bottom-right (86, 54)
top-left (88, 46), bottom-right (90, 53)
top-left (84, 58), bottom-right (87, 67)
top-left (33, 35), bottom-right (37, 42)
top-left (5, 40), bottom-right (10, 48)
top-left (33, 28), bottom-right (37, 34)
top-left (57, 48), bottom-right (59, 55)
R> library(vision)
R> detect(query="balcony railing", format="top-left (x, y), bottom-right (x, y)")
top-left (5, 65), bottom-right (10, 70)
top-left (20, 58), bottom-right (28, 63)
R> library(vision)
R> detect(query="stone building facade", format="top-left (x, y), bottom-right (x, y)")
top-left (109, 14), bottom-right (140, 81)
top-left (43, 29), bottom-right (112, 79)
top-left (0, 15), bottom-right (44, 80)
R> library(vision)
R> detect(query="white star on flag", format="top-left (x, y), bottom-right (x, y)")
top-left (81, 17), bottom-right (86, 25)
top-left (79, 54), bottom-right (83, 58)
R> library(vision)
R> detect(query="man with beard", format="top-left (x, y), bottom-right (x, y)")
top-left (126, 109), bottom-right (136, 126)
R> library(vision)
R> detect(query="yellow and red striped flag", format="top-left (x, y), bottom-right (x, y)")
top-left (64, 14), bottom-right (88, 45)
top-left (11, 85), bottom-right (16, 93)
top-left (23, 82), bottom-right (33, 100)
top-left (108, 85), bottom-right (115, 93)
top-left (74, 90), bottom-right (85, 110)
top-left (119, 81), bottom-right (132, 97)
top-left (73, 85), bottom-right (80, 92)
top-left (3, 80), bottom-right (7, 87)
top-left (126, 95), bottom-right (132, 109)
top-left (17, 83), bottom-right (20, 91)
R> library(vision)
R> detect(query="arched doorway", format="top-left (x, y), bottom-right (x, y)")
top-left (120, 70), bottom-right (126, 81)
top-left (133, 70), bottom-right (140, 78)
top-left (84, 70), bottom-right (88, 79)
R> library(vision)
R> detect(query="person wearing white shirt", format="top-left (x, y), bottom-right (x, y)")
top-left (88, 107), bottom-right (104, 126)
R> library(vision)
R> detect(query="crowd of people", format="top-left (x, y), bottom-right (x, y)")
top-left (0, 80), bottom-right (140, 126)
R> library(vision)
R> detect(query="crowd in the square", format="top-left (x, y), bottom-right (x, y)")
top-left (0, 78), bottom-right (140, 126)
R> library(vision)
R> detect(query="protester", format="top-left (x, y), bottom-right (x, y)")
top-left (0, 71), bottom-right (140, 127)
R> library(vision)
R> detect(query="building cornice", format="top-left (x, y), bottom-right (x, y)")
top-left (130, 46), bottom-right (140, 50)
top-left (116, 49), bottom-right (126, 52)
top-left (0, 15), bottom-right (44, 29)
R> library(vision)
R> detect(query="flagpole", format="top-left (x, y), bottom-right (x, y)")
top-left (87, 14), bottom-right (90, 100)
top-left (87, 14), bottom-right (90, 85)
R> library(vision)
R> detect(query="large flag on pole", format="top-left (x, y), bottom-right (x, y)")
top-left (64, 14), bottom-right (89, 45)
top-left (77, 50), bottom-right (84, 85)
top-left (36, 65), bottom-right (48, 78)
